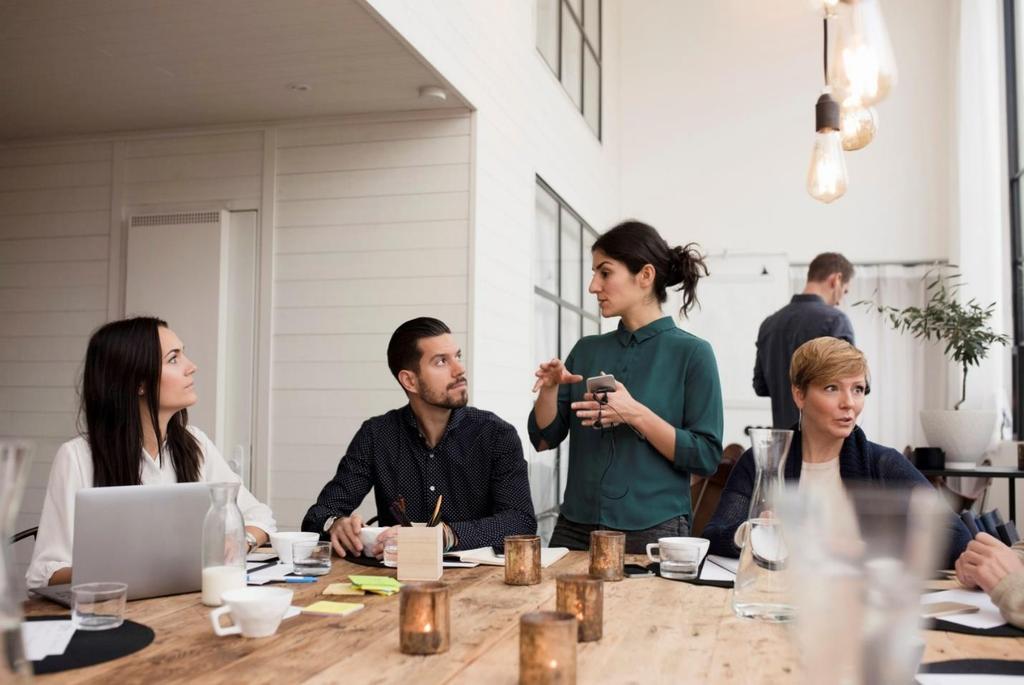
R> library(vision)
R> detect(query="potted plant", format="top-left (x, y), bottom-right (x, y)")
top-left (857, 270), bottom-right (1009, 465)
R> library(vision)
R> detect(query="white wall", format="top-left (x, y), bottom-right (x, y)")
top-left (269, 111), bottom-right (472, 528)
top-left (0, 141), bottom-right (113, 574)
top-left (364, 0), bottom-right (623, 518)
top-left (618, 0), bottom-right (955, 263)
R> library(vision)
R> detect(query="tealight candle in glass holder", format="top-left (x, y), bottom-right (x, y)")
top-left (519, 611), bottom-right (577, 685)
top-left (399, 581), bottom-right (450, 655)
top-left (505, 535), bottom-right (542, 585)
top-left (588, 530), bottom-right (625, 581)
top-left (556, 574), bottom-right (603, 642)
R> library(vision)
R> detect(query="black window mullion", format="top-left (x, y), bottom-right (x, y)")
top-left (1005, 0), bottom-right (1023, 436)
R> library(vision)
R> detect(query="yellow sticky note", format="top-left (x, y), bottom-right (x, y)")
top-left (323, 583), bottom-right (365, 596)
top-left (302, 601), bottom-right (365, 616)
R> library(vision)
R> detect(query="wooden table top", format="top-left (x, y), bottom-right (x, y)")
top-left (23, 552), bottom-right (1024, 684)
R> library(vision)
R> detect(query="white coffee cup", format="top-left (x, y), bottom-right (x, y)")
top-left (646, 536), bottom-right (710, 565)
top-left (210, 587), bottom-right (294, 639)
top-left (269, 531), bottom-right (320, 564)
top-left (358, 526), bottom-right (385, 556)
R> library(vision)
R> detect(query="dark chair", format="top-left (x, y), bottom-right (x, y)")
top-left (11, 526), bottom-right (37, 545)
top-left (689, 444), bottom-right (743, 538)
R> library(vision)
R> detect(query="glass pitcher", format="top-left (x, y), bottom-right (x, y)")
top-left (1, 441), bottom-right (33, 681)
top-left (732, 428), bottom-right (794, 622)
top-left (201, 482), bottom-right (247, 607)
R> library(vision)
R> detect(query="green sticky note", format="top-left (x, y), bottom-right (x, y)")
top-left (348, 575), bottom-right (402, 589)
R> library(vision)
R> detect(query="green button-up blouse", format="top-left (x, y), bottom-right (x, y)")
top-left (527, 316), bottom-right (724, 530)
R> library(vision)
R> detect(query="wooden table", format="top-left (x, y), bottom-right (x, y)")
top-left (24, 553), bottom-right (1023, 684)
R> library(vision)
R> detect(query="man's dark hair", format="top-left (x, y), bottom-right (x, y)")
top-left (807, 252), bottom-right (854, 284)
top-left (387, 317), bottom-right (452, 379)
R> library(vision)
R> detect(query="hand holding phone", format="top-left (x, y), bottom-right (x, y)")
top-left (586, 374), bottom-right (617, 395)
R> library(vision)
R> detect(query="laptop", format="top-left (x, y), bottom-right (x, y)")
top-left (31, 483), bottom-right (211, 607)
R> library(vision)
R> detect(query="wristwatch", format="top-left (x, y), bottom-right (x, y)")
top-left (245, 531), bottom-right (259, 553)
top-left (323, 516), bottom-right (338, 533)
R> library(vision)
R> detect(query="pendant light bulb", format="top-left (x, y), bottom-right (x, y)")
top-left (807, 91), bottom-right (848, 203)
top-left (829, 0), bottom-right (897, 106)
top-left (840, 97), bottom-right (878, 151)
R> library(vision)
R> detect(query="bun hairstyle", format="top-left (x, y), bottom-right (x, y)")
top-left (592, 220), bottom-right (709, 317)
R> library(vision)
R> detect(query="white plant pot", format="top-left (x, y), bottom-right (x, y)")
top-left (919, 409), bottom-right (999, 466)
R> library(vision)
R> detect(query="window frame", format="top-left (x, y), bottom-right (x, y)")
top-left (537, 0), bottom-right (603, 139)
top-left (533, 176), bottom-right (601, 519)
top-left (1004, 0), bottom-right (1024, 436)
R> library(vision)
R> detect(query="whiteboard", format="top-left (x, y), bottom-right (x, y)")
top-left (675, 253), bottom-right (791, 446)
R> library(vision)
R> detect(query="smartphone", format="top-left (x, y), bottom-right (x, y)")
top-left (920, 601), bottom-right (980, 619)
top-left (586, 374), bottom-right (616, 394)
top-left (623, 563), bottom-right (654, 578)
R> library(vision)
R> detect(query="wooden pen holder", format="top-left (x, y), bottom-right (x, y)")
top-left (397, 524), bottom-right (443, 581)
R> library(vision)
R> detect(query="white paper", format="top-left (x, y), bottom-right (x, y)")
top-left (920, 589), bottom-right (1006, 629)
top-left (455, 547), bottom-right (569, 568)
top-left (917, 676), bottom-right (1024, 684)
top-left (21, 621), bottom-right (75, 661)
top-left (705, 555), bottom-right (738, 574)
top-left (700, 556), bottom-right (737, 582)
top-left (247, 562), bottom-right (294, 585)
top-left (246, 552), bottom-right (277, 562)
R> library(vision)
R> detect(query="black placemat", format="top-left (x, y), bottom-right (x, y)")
top-left (26, 615), bottom-right (154, 675)
top-left (919, 658), bottom-right (1024, 676)
top-left (926, 617), bottom-right (1024, 638)
top-left (345, 554), bottom-right (386, 568)
top-left (647, 561), bottom-right (733, 588)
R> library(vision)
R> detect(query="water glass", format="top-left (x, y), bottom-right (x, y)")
top-left (383, 539), bottom-right (398, 568)
top-left (292, 541), bottom-right (332, 576)
top-left (72, 582), bottom-right (127, 631)
top-left (660, 546), bottom-right (699, 580)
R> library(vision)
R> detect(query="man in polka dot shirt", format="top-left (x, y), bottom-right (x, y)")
top-left (302, 317), bottom-right (537, 557)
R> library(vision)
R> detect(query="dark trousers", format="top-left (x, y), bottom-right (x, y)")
top-left (548, 514), bottom-right (690, 555)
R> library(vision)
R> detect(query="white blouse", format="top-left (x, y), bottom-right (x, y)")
top-left (26, 426), bottom-right (276, 589)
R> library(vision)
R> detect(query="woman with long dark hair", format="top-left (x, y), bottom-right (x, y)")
top-left (528, 220), bottom-right (724, 553)
top-left (27, 317), bottom-right (275, 587)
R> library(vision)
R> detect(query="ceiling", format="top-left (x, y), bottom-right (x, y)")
top-left (0, 0), bottom-right (468, 142)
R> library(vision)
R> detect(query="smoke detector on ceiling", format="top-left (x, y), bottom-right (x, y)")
top-left (418, 86), bottom-right (447, 102)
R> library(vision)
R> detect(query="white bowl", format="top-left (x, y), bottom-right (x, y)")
top-left (358, 526), bottom-right (385, 556)
top-left (269, 531), bottom-right (320, 564)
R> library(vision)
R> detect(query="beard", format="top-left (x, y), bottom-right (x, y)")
top-left (418, 375), bottom-right (469, 409)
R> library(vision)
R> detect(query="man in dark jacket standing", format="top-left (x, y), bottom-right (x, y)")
top-left (753, 253), bottom-right (855, 429)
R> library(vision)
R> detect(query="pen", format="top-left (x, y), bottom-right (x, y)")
top-left (284, 576), bottom-right (317, 583)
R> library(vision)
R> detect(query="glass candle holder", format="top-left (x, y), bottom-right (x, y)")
top-left (399, 581), bottom-right (450, 655)
top-left (505, 535), bottom-right (542, 586)
top-left (556, 574), bottom-right (603, 642)
top-left (519, 611), bottom-right (577, 684)
top-left (588, 531), bottom-right (625, 581)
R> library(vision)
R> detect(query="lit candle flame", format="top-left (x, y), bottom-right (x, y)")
top-left (423, 623), bottom-right (432, 632)
top-left (548, 660), bottom-right (558, 669)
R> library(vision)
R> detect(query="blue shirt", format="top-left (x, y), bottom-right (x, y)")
top-left (528, 316), bottom-right (724, 530)
top-left (753, 294), bottom-right (855, 429)
top-left (301, 405), bottom-right (537, 550)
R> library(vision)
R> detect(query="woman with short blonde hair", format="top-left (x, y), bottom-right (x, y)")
top-left (704, 337), bottom-right (969, 568)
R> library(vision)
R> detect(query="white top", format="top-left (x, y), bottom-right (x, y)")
top-left (26, 426), bottom-right (276, 588)
top-left (799, 457), bottom-right (843, 497)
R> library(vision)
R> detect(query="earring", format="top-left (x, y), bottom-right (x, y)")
top-left (798, 410), bottom-right (803, 431)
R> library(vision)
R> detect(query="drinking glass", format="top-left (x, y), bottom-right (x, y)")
top-left (293, 541), bottom-right (331, 576)
top-left (71, 582), bottom-right (127, 631)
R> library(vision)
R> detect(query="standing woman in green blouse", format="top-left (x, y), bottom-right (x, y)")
top-left (528, 220), bottom-right (724, 553)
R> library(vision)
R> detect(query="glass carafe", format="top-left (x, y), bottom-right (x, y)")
top-left (732, 428), bottom-right (794, 622)
top-left (1, 442), bottom-right (33, 681)
top-left (201, 482), bottom-right (247, 607)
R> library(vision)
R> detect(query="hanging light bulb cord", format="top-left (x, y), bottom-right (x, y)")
top-left (822, 15), bottom-right (829, 86)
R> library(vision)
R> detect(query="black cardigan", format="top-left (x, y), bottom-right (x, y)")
top-left (703, 426), bottom-right (971, 569)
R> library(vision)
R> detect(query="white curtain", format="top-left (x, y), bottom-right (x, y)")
top-left (790, 265), bottom-right (948, 452)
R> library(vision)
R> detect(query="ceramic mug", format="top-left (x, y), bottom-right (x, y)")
top-left (269, 531), bottom-right (320, 564)
top-left (209, 587), bottom-right (294, 638)
top-left (645, 537), bottom-right (710, 565)
top-left (358, 526), bottom-right (386, 557)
